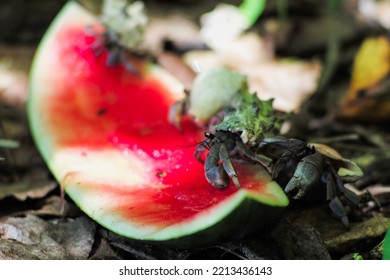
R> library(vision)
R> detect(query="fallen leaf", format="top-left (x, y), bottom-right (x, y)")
top-left (184, 32), bottom-right (274, 72)
top-left (358, 0), bottom-right (390, 29)
top-left (88, 238), bottom-right (121, 260)
top-left (340, 36), bottom-right (390, 120)
top-left (0, 169), bottom-right (57, 201)
top-left (144, 15), bottom-right (201, 54)
top-left (245, 59), bottom-right (322, 112)
top-left (26, 195), bottom-right (81, 218)
top-left (184, 33), bottom-right (321, 112)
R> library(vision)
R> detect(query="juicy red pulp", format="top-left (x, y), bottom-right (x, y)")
top-left (42, 26), bottom-right (265, 227)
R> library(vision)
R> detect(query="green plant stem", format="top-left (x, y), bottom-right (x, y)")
top-left (239, 0), bottom-right (267, 26)
top-left (316, 30), bottom-right (340, 98)
top-left (383, 228), bottom-right (390, 260)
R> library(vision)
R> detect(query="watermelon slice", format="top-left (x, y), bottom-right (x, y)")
top-left (28, 1), bottom-right (288, 247)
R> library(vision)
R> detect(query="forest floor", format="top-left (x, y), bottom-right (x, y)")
top-left (1, 0), bottom-right (390, 259)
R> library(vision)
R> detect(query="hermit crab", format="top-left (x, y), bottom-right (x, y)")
top-left (254, 136), bottom-right (361, 226)
top-left (88, 0), bottom-right (148, 73)
top-left (195, 128), bottom-right (362, 227)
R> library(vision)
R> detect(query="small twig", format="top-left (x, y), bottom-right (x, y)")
top-left (214, 245), bottom-right (248, 260)
top-left (110, 242), bottom-right (157, 260)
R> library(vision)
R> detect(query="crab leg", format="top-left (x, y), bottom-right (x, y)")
top-left (328, 197), bottom-right (350, 228)
top-left (329, 166), bottom-right (360, 205)
top-left (194, 138), bottom-right (210, 164)
top-left (236, 140), bottom-right (272, 169)
top-left (325, 173), bottom-right (336, 201)
top-left (220, 143), bottom-right (241, 189)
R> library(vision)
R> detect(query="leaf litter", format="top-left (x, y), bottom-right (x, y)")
top-left (0, 215), bottom-right (96, 259)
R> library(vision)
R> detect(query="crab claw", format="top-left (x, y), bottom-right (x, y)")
top-left (205, 163), bottom-right (230, 190)
top-left (284, 177), bottom-right (309, 199)
top-left (284, 152), bottom-right (322, 199)
top-left (220, 143), bottom-right (241, 189)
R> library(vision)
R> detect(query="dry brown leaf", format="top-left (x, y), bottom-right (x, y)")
top-left (0, 169), bottom-right (57, 201)
top-left (184, 33), bottom-right (321, 112)
top-left (144, 15), bottom-right (201, 54)
top-left (88, 238), bottom-right (121, 260)
top-left (26, 195), bottom-right (81, 217)
top-left (245, 59), bottom-right (321, 112)
top-left (184, 32), bottom-right (274, 71)
top-left (0, 181), bottom-right (56, 201)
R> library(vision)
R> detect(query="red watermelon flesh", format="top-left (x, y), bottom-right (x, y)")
top-left (28, 2), bottom-right (288, 245)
